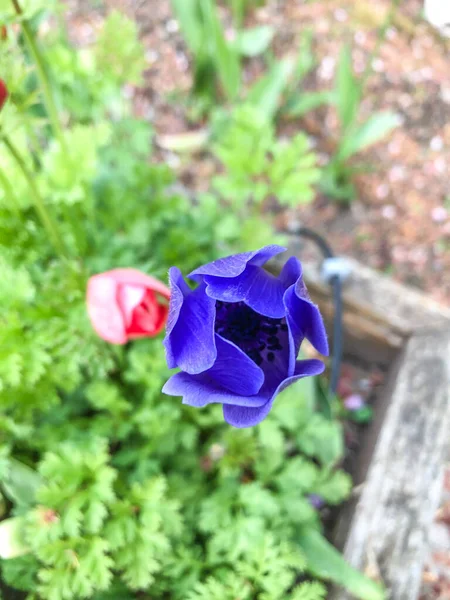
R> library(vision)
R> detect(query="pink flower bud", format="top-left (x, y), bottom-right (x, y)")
top-left (87, 268), bottom-right (170, 344)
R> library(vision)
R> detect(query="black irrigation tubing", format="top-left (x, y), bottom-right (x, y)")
top-left (284, 226), bottom-right (343, 397)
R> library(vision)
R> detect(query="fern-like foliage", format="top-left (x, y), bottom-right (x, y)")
top-left (0, 5), bottom-right (354, 600)
top-left (213, 105), bottom-right (320, 207)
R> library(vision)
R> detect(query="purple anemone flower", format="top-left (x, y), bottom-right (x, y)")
top-left (162, 245), bottom-right (329, 428)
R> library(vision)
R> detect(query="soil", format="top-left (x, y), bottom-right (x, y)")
top-left (65, 0), bottom-right (450, 305)
top-left (63, 0), bottom-right (450, 596)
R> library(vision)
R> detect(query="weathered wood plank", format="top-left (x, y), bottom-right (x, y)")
top-left (300, 257), bottom-right (450, 336)
top-left (331, 330), bottom-right (450, 600)
top-left (271, 247), bottom-right (450, 598)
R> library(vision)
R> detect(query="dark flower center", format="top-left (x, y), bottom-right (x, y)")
top-left (215, 301), bottom-right (287, 366)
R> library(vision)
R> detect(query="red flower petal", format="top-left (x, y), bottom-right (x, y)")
top-left (0, 79), bottom-right (8, 112)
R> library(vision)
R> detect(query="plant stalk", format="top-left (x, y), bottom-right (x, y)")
top-left (1, 132), bottom-right (68, 258)
top-left (11, 0), bottom-right (68, 154)
top-left (0, 165), bottom-right (22, 217)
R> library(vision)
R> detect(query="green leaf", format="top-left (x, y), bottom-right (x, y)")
top-left (291, 581), bottom-right (327, 600)
top-left (2, 459), bottom-right (42, 507)
top-left (170, 0), bottom-right (203, 54)
top-left (339, 112), bottom-right (400, 160)
top-left (348, 405), bottom-right (374, 424)
top-left (336, 45), bottom-right (361, 132)
top-left (95, 10), bottom-right (146, 86)
top-left (312, 470), bottom-right (352, 505)
top-left (234, 25), bottom-right (274, 57)
top-left (0, 517), bottom-right (29, 559)
top-left (285, 90), bottom-right (334, 118)
top-left (200, 0), bottom-right (241, 100)
top-left (246, 58), bottom-right (295, 120)
top-left (1, 554), bottom-right (39, 592)
top-left (320, 161), bottom-right (356, 203)
top-left (297, 528), bottom-right (386, 600)
top-left (274, 376), bottom-right (315, 431)
top-left (297, 415), bottom-right (344, 467)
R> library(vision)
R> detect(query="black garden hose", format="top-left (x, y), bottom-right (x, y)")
top-left (284, 226), bottom-right (343, 396)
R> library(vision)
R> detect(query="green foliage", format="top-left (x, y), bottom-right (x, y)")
top-left (297, 528), bottom-right (386, 600)
top-left (322, 45), bottom-right (399, 203)
top-left (213, 106), bottom-right (320, 209)
top-left (1, 554), bottom-right (40, 591)
top-left (171, 0), bottom-right (241, 106)
top-left (291, 582), bottom-right (327, 600)
top-left (233, 25), bottom-right (274, 57)
top-left (95, 10), bottom-right (146, 87)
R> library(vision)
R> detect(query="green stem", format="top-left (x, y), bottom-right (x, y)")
top-left (11, 0), bottom-right (68, 154)
top-left (0, 166), bottom-right (22, 217)
top-left (1, 132), bottom-right (68, 259)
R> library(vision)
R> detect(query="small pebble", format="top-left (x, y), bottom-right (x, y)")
top-left (386, 27), bottom-right (397, 40)
top-left (318, 56), bottom-right (336, 81)
top-left (389, 165), bottom-right (406, 182)
top-left (166, 19), bottom-right (179, 33)
top-left (209, 444), bottom-right (225, 461)
top-left (430, 136), bottom-right (444, 152)
top-left (434, 157), bottom-right (447, 174)
top-left (431, 206), bottom-right (448, 223)
top-left (334, 8), bottom-right (348, 22)
top-left (440, 86), bottom-right (450, 104)
top-left (388, 140), bottom-right (402, 156)
top-left (376, 184), bottom-right (389, 199)
top-left (420, 66), bottom-right (434, 80)
top-left (146, 49), bottom-right (159, 64)
top-left (382, 205), bottom-right (397, 220)
top-left (373, 58), bottom-right (385, 73)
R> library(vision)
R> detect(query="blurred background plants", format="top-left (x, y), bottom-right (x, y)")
top-left (0, 0), bottom-right (391, 599)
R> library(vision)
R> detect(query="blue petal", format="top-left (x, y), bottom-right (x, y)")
top-left (207, 334), bottom-right (264, 395)
top-left (163, 267), bottom-right (217, 374)
top-left (223, 359), bottom-right (325, 428)
top-left (189, 245), bottom-right (286, 281)
top-left (223, 399), bottom-right (274, 428)
top-left (279, 256), bottom-right (302, 289)
top-left (162, 372), bottom-right (268, 408)
top-left (204, 266), bottom-right (286, 318)
top-left (284, 279), bottom-right (329, 367)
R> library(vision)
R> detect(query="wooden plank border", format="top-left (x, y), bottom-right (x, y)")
top-left (331, 328), bottom-right (450, 600)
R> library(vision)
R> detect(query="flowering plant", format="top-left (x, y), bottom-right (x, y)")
top-left (87, 268), bottom-right (170, 344)
top-left (163, 245), bottom-right (328, 427)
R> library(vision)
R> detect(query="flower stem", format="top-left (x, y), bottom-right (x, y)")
top-left (1, 132), bottom-right (68, 258)
top-left (0, 165), bottom-right (22, 217)
top-left (11, 0), bottom-right (68, 154)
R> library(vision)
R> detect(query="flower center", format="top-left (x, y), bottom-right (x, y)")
top-left (214, 301), bottom-right (287, 366)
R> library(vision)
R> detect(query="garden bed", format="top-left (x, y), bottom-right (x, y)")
top-left (64, 0), bottom-right (450, 305)
top-left (282, 248), bottom-right (450, 600)
top-left (2, 0), bottom-right (449, 598)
